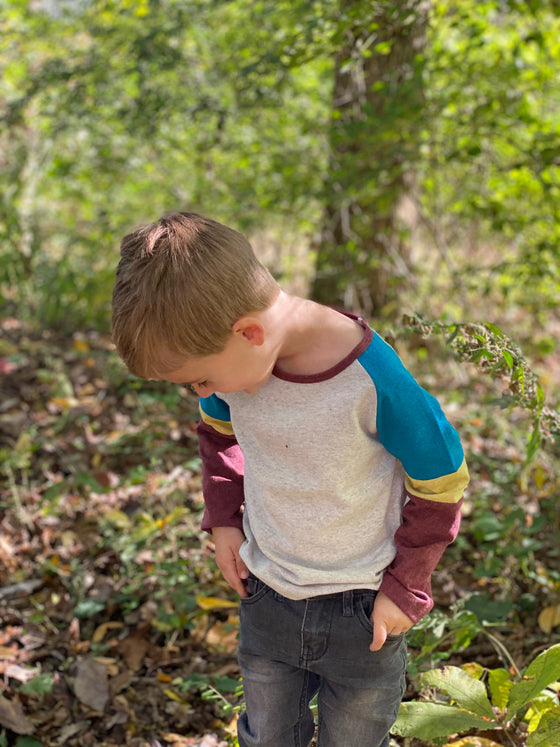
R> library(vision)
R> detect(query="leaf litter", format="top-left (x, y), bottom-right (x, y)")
top-left (0, 320), bottom-right (237, 746)
top-left (1, 317), bottom-right (559, 746)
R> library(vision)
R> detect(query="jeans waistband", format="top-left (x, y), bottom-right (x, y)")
top-left (248, 573), bottom-right (376, 615)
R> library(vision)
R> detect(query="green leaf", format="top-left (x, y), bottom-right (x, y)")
top-left (176, 672), bottom-right (208, 692)
top-left (14, 739), bottom-right (42, 747)
top-left (508, 645), bottom-right (560, 714)
top-left (488, 668), bottom-right (513, 711)
top-left (485, 322), bottom-right (505, 338)
top-left (374, 41), bottom-right (392, 55)
top-left (19, 673), bottom-right (54, 697)
top-left (526, 424), bottom-right (542, 463)
top-left (392, 701), bottom-right (494, 738)
top-left (73, 600), bottom-right (106, 619)
top-left (212, 675), bottom-right (241, 693)
top-left (501, 349), bottom-right (514, 368)
top-left (464, 594), bottom-right (513, 624)
top-left (527, 706), bottom-right (560, 746)
top-left (526, 697), bottom-right (560, 733)
top-left (421, 666), bottom-right (496, 720)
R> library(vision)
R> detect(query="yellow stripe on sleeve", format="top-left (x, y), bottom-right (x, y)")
top-left (405, 458), bottom-right (469, 504)
top-left (199, 405), bottom-right (235, 436)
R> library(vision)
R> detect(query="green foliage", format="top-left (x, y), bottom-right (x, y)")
top-left (175, 673), bottom-right (244, 721)
top-left (421, 0), bottom-right (560, 312)
top-left (406, 606), bottom-right (484, 676)
top-left (19, 673), bottom-right (55, 698)
top-left (2, 0), bottom-right (559, 328)
top-left (0, 0), bottom-right (332, 329)
top-left (393, 645), bottom-right (560, 744)
top-left (403, 315), bottom-right (560, 460)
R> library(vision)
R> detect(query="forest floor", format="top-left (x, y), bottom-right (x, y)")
top-left (0, 316), bottom-right (559, 747)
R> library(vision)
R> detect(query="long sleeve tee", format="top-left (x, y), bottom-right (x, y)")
top-left (197, 316), bottom-right (469, 623)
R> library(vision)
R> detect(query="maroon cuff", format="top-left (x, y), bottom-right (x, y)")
top-left (379, 571), bottom-right (433, 624)
top-left (380, 494), bottom-right (464, 623)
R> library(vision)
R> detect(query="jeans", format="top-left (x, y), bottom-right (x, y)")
top-left (237, 575), bottom-right (407, 747)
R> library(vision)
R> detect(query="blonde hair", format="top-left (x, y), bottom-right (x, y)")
top-left (112, 211), bottom-right (278, 378)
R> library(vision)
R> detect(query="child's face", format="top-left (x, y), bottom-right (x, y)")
top-left (161, 328), bottom-right (273, 398)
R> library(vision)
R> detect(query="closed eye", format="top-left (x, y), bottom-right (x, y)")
top-left (187, 380), bottom-right (209, 394)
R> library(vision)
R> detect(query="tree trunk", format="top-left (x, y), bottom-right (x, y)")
top-left (312, 0), bottom-right (429, 317)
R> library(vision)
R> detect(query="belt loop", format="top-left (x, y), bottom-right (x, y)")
top-left (342, 590), bottom-right (353, 617)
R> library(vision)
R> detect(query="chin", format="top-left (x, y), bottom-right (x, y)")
top-left (243, 381), bottom-right (264, 394)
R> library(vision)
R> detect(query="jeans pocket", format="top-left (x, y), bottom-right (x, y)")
top-left (240, 574), bottom-right (270, 605)
top-left (355, 590), bottom-right (377, 634)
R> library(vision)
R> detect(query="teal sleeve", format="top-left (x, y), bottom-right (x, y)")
top-left (358, 333), bottom-right (464, 481)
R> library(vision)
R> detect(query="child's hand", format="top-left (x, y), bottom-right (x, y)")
top-left (212, 526), bottom-right (249, 598)
top-left (370, 591), bottom-right (414, 651)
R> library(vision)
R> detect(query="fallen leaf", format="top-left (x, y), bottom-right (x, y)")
top-left (156, 672), bottom-right (173, 683)
top-left (5, 664), bottom-right (40, 683)
top-left (110, 669), bottom-right (134, 694)
top-left (538, 604), bottom-right (560, 634)
top-left (49, 396), bottom-right (79, 409)
top-left (73, 658), bottom-right (110, 712)
top-left (0, 695), bottom-right (34, 734)
top-left (196, 595), bottom-right (238, 611)
top-left (73, 339), bottom-right (90, 353)
top-left (161, 734), bottom-right (192, 747)
top-left (119, 631), bottom-right (150, 671)
top-left (163, 688), bottom-right (185, 703)
top-left (445, 738), bottom-right (502, 746)
top-left (0, 644), bottom-right (18, 656)
top-left (93, 656), bottom-right (120, 676)
top-left (198, 735), bottom-right (229, 747)
top-left (92, 621), bottom-right (124, 643)
top-left (206, 618), bottom-right (240, 654)
top-left (57, 721), bottom-right (91, 743)
top-left (223, 713), bottom-right (239, 737)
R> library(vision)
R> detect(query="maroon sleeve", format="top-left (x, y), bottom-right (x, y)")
top-left (197, 420), bottom-right (245, 532)
top-left (379, 494), bottom-right (463, 623)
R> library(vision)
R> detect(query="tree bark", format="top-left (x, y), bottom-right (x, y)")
top-left (312, 0), bottom-right (429, 317)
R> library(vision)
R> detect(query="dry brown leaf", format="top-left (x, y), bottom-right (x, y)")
top-left (57, 721), bottom-right (91, 743)
top-left (119, 631), bottom-right (150, 671)
top-left (161, 734), bottom-right (192, 747)
top-left (206, 617), bottom-right (240, 654)
top-left (0, 694), bottom-right (34, 734)
top-left (110, 668), bottom-right (134, 694)
top-left (73, 657), bottom-right (110, 712)
top-left (92, 621), bottom-right (124, 644)
top-left (93, 656), bottom-right (120, 676)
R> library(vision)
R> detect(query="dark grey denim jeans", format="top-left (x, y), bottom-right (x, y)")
top-left (237, 575), bottom-right (407, 747)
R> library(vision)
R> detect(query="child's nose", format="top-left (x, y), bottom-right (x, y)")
top-left (193, 383), bottom-right (215, 397)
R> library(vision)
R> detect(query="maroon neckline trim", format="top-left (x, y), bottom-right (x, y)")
top-left (272, 312), bottom-right (372, 384)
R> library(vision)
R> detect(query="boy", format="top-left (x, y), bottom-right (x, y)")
top-left (112, 211), bottom-right (469, 747)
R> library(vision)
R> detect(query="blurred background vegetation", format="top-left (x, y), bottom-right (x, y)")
top-left (2, 0), bottom-right (559, 332)
top-left (1, 1), bottom-right (560, 744)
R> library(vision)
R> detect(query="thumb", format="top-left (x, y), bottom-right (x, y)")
top-left (370, 620), bottom-right (387, 652)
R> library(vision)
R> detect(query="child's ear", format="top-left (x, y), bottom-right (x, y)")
top-left (232, 317), bottom-right (265, 346)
